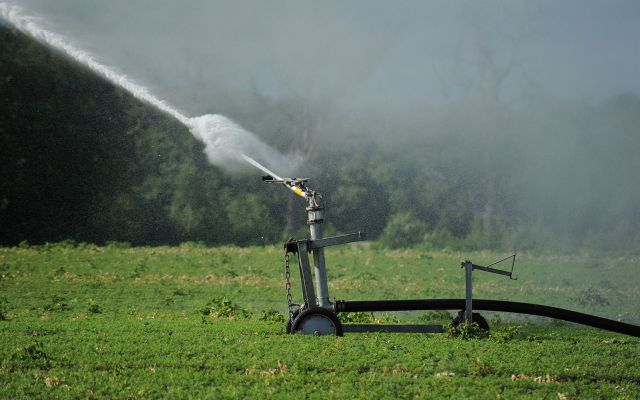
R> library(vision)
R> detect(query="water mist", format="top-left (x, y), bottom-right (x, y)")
top-left (0, 2), bottom-right (299, 176)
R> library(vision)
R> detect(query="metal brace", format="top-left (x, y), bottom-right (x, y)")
top-left (461, 255), bottom-right (517, 323)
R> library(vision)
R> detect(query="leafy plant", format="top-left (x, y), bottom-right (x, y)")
top-left (470, 358), bottom-right (494, 377)
top-left (173, 288), bottom-right (188, 296)
top-left (489, 325), bottom-right (521, 343)
top-left (179, 241), bottom-right (206, 249)
top-left (446, 321), bottom-right (489, 339)
top-left (43, 295), bottom-right (71, 312)
top-left (87, 301), bottom-right (103, 314)
top-left (380, 212), bottom-right (427, 249)
top-left (0, 297), bottom-right (8, 320)
top-left (164, 296), bottom-right (175, 306)
top-left (105, 241), bottom-right (131, 249)
top-left (131, 261), bottom-right (147, 279)
top-left (200, 296), bottom-right (251, 319)
top-left (339, 312), bottom-right (376, 323)
top-left (12, 342), bottom-right (51, 369)
top-left (259, 307), bottom-right (285, 323)
top-left (338, 312), bottom-right (400, 324)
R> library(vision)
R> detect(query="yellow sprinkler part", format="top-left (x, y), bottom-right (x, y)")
top-left (291, 186), bottom-right (305, 198)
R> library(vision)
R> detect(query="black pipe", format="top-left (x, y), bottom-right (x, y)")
top-left (334, 299), bottom-right (640, 337)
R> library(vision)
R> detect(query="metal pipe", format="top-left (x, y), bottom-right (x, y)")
top-left (295, 241), bottom-right (316, 307)
top-left (464, 260), bottom-right (473, 323)
top-left (335, 299), bottom-right (464, 313)
top-left (308, 205), bottom-right (330, 308)
top-left (334, 299), bottom-right (640, 337)
top-left (343, 324), bottom-right (445, 333)
top-left (241, 154), bottom-right (307, 199)
top-left (246, 156), bottom-right (330, 308)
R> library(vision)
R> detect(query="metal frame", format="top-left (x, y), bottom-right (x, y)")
top-left (462, 255), bottom-right (516, 323)
top-left (286, 232), bottom-right (366, 309)
top-left (264, 174), bottom-right (640, 337)
top-left (287, 239), bottom-right (515, 333)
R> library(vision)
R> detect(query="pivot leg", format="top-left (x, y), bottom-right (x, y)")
top-left (464, 260), bottom-right (473, 324)
top-left (308, 206), bottom-right (330, 309)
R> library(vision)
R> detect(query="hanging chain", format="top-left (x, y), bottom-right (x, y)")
top-left (284, 251), bottom-right (293, 319)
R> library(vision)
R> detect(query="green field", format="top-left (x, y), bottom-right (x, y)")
top-left (1, 243), bottom-right (639, 399)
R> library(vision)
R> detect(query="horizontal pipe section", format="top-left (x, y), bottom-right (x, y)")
top-left (343, 324), bottom-right (445, 333)
top-left (336, 299), bottom-right (464, 313)
top-left (307, 232), bottom-right (367, 250)
top-left (335, 299), bottom-right (640, 337)
top-left (472, 265), bottom-right (512, 277)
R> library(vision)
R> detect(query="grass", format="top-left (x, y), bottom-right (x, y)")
top-left (1, 242), bottom-right (639, 399)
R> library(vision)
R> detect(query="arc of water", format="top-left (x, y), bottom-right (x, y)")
top-left (0, 3), bottom-right (298, 177)
top-left (0, 3), bottom-right (190, 126)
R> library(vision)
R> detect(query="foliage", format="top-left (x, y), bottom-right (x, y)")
top-left (87, 301), bottom-right (103, 314)
top-left (258, 307), bottom-right (285, 323)
top-left (338, 312), bottom-right (401, 324)
top-left (0, 297), bottom-right (8, 321)
top-left (2, 26), bottom-right (640, 254)
top-left (105, 241), bottom-right (132, 249)
top-left (446, 321), bottom-right (490, 340)
top-left (338, 312), bottom-right (377, 323)
top-left (200, 296), bottom-right (252, 319)
top-left (10, 341), bottom-right (51, 370)
top-left (42, 295), bottom-right (70, 312)
top-left (380, 212), bottom-right (427, 249)
top-left (0, 245), bottom-right (639, 398)
top-left (489, 325), bottom-right (522, 343)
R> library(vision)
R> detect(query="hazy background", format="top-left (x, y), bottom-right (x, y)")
top-left (8, 0), bottom-right (640, 112)
top-left (1, 0), bottom-right (639, 254)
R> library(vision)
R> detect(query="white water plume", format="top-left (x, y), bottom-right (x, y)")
top-left (0, 2), bottom-right (300, 175)
top-left (0, 2), bottom-right (189, 126)
top-left (188, 114), bottom-right (301, 174)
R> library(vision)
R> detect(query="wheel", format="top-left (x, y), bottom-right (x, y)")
top-left (452, 310), bottom-right (490, 331)
top-left (290, 307), bottom-right (344, 336)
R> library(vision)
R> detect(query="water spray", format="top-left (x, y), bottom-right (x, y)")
top-left (0, 3), bottom-right (296, 176)
top-left (0, 3), bottom-right (190, 126)
top-left (241, 154), bottom-right (283, 181)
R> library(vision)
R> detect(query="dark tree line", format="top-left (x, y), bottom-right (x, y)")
top-left (2, 26), bottom-right (640, 253)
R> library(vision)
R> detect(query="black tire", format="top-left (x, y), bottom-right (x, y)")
top-left (452, 310), bottom-right (490, 331)
top-left (291, 307), bottom-right (344, 336)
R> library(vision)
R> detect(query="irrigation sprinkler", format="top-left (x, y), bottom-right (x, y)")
top-left (251, 161), bottom-right (640, 337)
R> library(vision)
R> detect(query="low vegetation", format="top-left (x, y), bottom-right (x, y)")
top-left (1, 243), bottom-right (638, 398)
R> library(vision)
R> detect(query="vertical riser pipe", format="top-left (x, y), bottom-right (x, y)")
top-left (465, 261), bottom-right (473, 323)
top-left (308, 207), bottom-right (330, 308)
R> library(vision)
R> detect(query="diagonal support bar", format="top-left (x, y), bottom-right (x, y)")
top-left (307, 232), bottom-right (367, 250)
top-left (296, 241), bottom-right (316, 307)
top-left (472, 264), bottom-right (513, 277)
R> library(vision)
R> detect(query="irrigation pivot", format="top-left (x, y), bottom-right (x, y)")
top-left (5, 2), bottom-right (637, 338)
top-left (257, 171), bottom-right (640, 337)
top-left (241, 155), bottom-right (340, 318)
